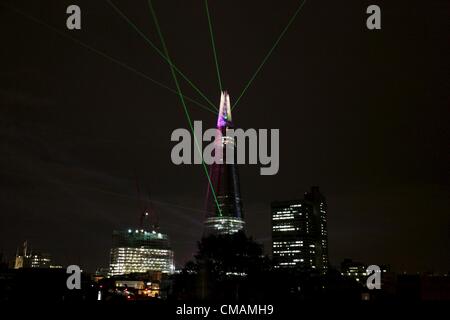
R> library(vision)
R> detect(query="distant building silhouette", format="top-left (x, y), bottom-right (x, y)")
top-left (340, 258), bottom-right (368, 282)
top-left (0, 252), bottom-right (8, 270)
top-left (271, 187), bottom-right (329, 274)
top-left (340, 258), bottom-right (390, 283)
top-left (14, 241), bottom-right (52, 269)
top-left (109, 229), bottom-right (174, 276)
top-left (204, 92), bottom-right (245, 235)
top-left (29, 253), bottom-right (51, 268)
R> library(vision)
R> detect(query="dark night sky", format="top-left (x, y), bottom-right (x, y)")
top-left (0, 0), bottom-right (449, 273)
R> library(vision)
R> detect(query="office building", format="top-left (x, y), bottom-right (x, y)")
top-left (109, 229), bottom-right (174, 276)
top-left (271, 187), bottom-right (329, 273)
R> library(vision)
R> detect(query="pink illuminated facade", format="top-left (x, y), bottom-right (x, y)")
top-left (204, 92), bottom-right (245, 235)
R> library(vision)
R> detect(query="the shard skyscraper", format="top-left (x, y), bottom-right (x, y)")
top-left (204, 91), bottom-right (245, 235)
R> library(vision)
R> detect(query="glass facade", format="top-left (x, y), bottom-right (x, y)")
top-left (109, 229), bottom-right (174, 276)
top-left (204, 216), bottom-right (245, 235)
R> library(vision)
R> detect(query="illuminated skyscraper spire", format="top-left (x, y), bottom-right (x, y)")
top-left (204, 91), bottom-right (245, 235)
top-left (217, 91), bottom-right (232, 128)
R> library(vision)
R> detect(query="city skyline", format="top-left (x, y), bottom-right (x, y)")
top-left (0, 0), bottom-right (449, 276)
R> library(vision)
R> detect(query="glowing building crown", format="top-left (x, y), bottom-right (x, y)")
top-left (217, 91), bottom-right (232, 129)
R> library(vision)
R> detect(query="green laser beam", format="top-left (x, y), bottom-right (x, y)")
top-left (106, 0), bottom-right (218, 111)
top-left (148, 0), bottom-right (223, 217)
top-left (1, 3), bottom-right (216, 114)
top-left (204, 0), bottom-right (223, 92)
top-left (232, 0), bottom-right (307, 111)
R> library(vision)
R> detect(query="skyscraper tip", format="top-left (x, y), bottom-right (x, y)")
top-left (217, 91), bottom-right (232, 128)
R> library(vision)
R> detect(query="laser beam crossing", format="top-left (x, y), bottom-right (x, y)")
top-left (232, 0), bottom-right (307, 111)
top-left (106, 0), bottom-right (218, 111)
top-left (147, 0), bottom-right (223, 216)
top-left (1, 3), bottom-right (215, 114)
top-left (204, 0), bottom-right (223, 92)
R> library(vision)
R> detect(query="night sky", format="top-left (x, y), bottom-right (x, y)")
top-left (1, 0), bottom-right (449, 273)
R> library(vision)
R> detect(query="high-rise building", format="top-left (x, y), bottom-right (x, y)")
top-left (271, 187), bottom-right (329, 274)
top-left (204, 91), bottom-right (245, 235)
top-left (109, 229), bottom-right (174, 276)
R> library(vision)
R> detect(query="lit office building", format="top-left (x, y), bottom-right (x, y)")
top-left (30, 253), bottom-right (51, 268)
top-left (109, 229), bottom-right (174, 276)
top-left (341, 259), bottom-right (367, 281)
top-left (341, 258), bottom-right (390, 283)
top-left (271, 187), bottom-right (329, 274)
